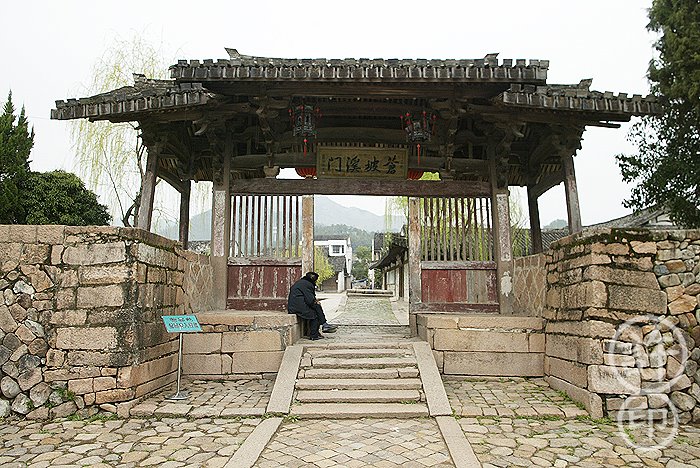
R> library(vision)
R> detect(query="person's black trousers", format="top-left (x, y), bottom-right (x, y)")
top-left (308, 303), bottom-right (327, 338)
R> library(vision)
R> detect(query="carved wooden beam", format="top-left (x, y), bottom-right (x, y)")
top-left (229, 178), bottom-right (491, 197)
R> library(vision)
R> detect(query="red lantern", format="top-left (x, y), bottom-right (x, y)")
top-left (407, 169), bottom-right (424, 180)
top-left (295, 167), bottom-right (317, 178)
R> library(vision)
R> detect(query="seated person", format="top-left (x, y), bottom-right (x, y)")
top-left (287, 271), bottom-right (338, 340)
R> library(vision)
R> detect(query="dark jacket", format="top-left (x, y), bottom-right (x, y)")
top-left (287, 277), bottom-right (317, 320)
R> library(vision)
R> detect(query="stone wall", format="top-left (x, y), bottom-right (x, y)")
top-left (417, 314), bottom-right (544, 376)
top-left (544, 228), bottom-right (700, 421)
top-left (0, 225), bottom-right (213, 418)
top-left (183, 311), bottom-right (299, 378)
top-left (513, 253), bottom-right (547, 317)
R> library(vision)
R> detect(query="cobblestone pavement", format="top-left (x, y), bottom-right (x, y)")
top-left (461, 416), bottom-right (700, 467)
top-left (0, 416), bottom-right (259, 468)
top-left (445, 378), bottom-right (588, 419)
top-left (332, 296), bottom-right (399, 325)
top-left (130, 379), bottom-right (273, 418)
top-left (256, 419), bottom-right (454, 467)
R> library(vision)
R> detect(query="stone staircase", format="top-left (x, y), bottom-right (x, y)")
top-left (290, 342), bottom-right (430, 418)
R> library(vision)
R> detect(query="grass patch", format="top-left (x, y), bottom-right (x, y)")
top-left (623, 426), bottom-right (636, 443)
top-left (283, 414), bottom-right (299, 423)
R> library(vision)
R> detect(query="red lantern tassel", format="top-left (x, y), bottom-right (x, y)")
top-left (417, 143), bottom-right (421, 165)
top-left (304, 138), bottom-right (308, 157)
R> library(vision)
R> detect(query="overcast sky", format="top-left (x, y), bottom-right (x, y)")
top-left (1, 0), bottom-right (654, 227)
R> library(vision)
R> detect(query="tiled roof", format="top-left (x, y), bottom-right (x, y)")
top-left (169, 50), bottom-right (549, 83)
top-left (51, 76), bottom-right (212, 120)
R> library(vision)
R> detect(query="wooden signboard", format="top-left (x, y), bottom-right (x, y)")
top-left (317, 147), bottom-right (408, 179)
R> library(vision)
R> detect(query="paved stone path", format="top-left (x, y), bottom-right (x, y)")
top-left (461, 416), bottom-right (700, 467)
top-left (256, 419), bottom-right (454, 467)
top-left (3, 297), bottom-right (700, 467)
top-left (445, 377), bottom-right (588, 419)
top-left (332, 295), bottom-right (399, 325)
top-left (0, 416), bottom-right (259, 468)
top-left (130, 379), bottom-right (273, 418)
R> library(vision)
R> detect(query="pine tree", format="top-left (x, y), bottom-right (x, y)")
top-left (0, 92), bottom-right (34, 224)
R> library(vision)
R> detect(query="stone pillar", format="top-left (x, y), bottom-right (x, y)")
top-left (301, 195), bottom-right (314, 275)
top-left (179, 181), bottom-right (191, 249)
top-left (527, 185), bottom-right (543, 254)
top-left (408, 197), bottom-right (421, 332)
top-left (561, 153), bottom-right (582, 234)
top-left (137, 148), bottom-right (159, 231)
top-left (490, 161), bottom-right (514, 315)
top-left (211, 151), bottom-right (231, 310)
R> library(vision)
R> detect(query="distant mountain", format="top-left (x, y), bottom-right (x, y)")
top-left (544, 219), bottom-right (568, 229)
top-left (315, 196), bottom-right (404, 232)
top-left (157, 195), bottom-right (404, 241)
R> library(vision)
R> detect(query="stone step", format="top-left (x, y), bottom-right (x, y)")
top-left (307, 348), bottom-right (414, 359)
top-left (312, 357), bottom-right (417, 369)
top-left (291, 402), bottom-right (429, 418)
top-left (295, 378), bottom-right (423, 391)
top-left (296, 389), bottom-right (421, 403)
top-left (302, 367), bottom-right (419, 379)
top-left (303, 342), bottom-right (413, 350)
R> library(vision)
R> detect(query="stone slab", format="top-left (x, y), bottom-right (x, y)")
top-left (266, 345), bottom-right (303, 414)
top-left (224, 417), bottom-right (282, 468)
top-left (231, 351), bottom-right (283, 374)
top-left (295, 378), bottom-right (422, 390)
top-left (436, 415), bottom-right (482, 468)
top-left (546, 375), bottom-right (603, 419)
top-left (413, 342), bottom-right (452, 416)
top-left (444, 351), bottom-right (544, 377)
top-left (291, 402), bottom-right (429, 418)
top-left (434, 329), bottom-right (530, 353)
top-left (221, 330), bottom-right (282, 353)
top-left (296, 389), bottom-right (420, 403)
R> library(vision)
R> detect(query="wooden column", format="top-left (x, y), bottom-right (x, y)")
top-left (489, 160), bottom-right (515, 315)
top-left (211, 148), bottom-right (232, 310)
top-left (136, 148), bottom-right (159, 231)
top-left (527, 185), bottom-right (543, 254)
top-left (408, 197), bottom-right (421, 333)
top-left (301, 194), bottom-right (314, 275)
top-left (179, 180), bottom-right (191, 249)
top-left (561, 153), bottom-right (582, 234)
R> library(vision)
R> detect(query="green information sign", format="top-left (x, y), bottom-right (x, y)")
top-left (162, 315), bottom-right (202, 333)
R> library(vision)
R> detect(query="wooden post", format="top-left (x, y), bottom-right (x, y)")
top-left (561, 153), bottom-right (582, 234)
top-left (179, 180), bottom-right (191, 249)
top-left (211, 146), bottom-right (232, 310)
top-left (137, 148), bottom-right (158, 231)
top-left (489, 160), bottom-right (515, 315)
top-left (408, 197), bottom-right (421, 332)
top-left (301, 195), bottom-right (314, 275)
top-left (527, 185), bottom-right (543, 254)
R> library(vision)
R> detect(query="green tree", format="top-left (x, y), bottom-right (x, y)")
top-left (351, 245), bottom-right (372, 279)
top-left (0, 92), bottom-right (33, 224)
top-left (22, 171), bottom-right (110, 226)
top-left (616, 0), bottom-right (700, 227)
top-left (314, 246), bottom-right (335, 285)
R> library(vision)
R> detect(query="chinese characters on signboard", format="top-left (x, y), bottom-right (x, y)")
top-left (317, 147), bottom-right (408, 179)
top-left (162, 315), bottom-right (203, 333)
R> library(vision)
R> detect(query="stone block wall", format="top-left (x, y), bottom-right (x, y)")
top-left (544, 228), bottom-right (700, 421)
top-left (183, 311), bottom-right (299, 379)
top-left (417, 314), bottom-right (544, 377)
top-left (0, 225), bottom-right (213, 418)
top-left (513, 253), bottom-right (547, 317)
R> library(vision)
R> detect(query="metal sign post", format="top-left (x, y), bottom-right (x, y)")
top-left (162, 315), bottom-right (202, 401)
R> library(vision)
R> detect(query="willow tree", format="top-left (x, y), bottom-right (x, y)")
top-left (71, 34), bottom-right (170, 226)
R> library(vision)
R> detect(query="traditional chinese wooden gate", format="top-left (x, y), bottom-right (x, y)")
top-left (226, 195), bottom-right (303, 310)
top-left (418, 196), bottom-right (498, 312)
top-left (52, 50), bottom-right (659, 322)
